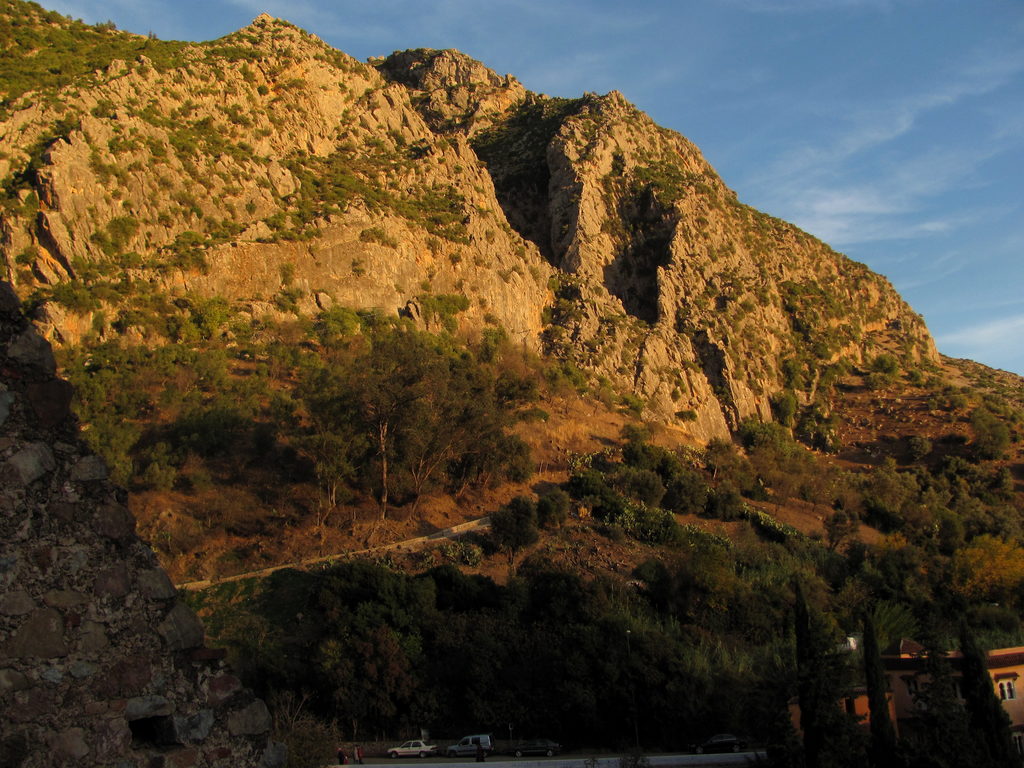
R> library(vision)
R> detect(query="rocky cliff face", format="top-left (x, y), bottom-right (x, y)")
top-left (379, 53), bottom-right (937, 438)
top-left (0, 5), bottom-right (937, 442)
top-left (0, 282), bottom-right (282, 767)
top-left (1, 13), bottom-right (550, 347)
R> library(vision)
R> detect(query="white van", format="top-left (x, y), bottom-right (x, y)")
top-left (446, 734), bottom-right (493, 757)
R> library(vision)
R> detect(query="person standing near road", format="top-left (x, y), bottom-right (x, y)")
top-left (356, 744), bottom-right (365, 764)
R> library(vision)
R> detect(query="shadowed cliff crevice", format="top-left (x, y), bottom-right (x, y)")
top-left (471, 97), bottom-right (586, 265)
top-left (603, 186), bottom-right (677, 324)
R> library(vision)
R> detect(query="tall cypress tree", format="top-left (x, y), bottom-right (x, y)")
top-left (795, 581), bottom-right (826, 768)
top-left (862, 611), bottom-right (900, 768)
top-left (794, 581), bottom-right (868, 767)
top-left (958, 622), bottom-right (1018, 767)
top-left (906, 644), bottom-right (976, 768)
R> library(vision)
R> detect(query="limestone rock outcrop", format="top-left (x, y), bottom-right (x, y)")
top-left (0, 14), bottom-right (550, 350)
top-left (0, 6), bottom-right (937, 443)
top-left (0, 282), bottom-right (282, 767)
top-left (382, 56), bottom-right (937, 438)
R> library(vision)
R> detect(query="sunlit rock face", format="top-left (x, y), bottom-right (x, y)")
top-left (2, 11), bottom-right (935, 444)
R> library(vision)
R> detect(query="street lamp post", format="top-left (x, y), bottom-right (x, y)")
top-left (626, 630), bottom-right (640, 750)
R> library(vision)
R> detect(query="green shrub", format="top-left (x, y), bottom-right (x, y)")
top-left (619, 393), bottom-right (645, 416)
top-left (417, 293), bottom-right (470, 332)
top-left (47, 281), bottom-right (101, 313)
top-left (907, 436), bottom-right (933, 462)
top-left (745, 509), bottom-right (802, 543)
top-left (141, 458), bottom-right (178, 491)
top-left (439, 539), bottom-right (483, 566)
top-left (971, 407), bottom-right (1011, 460)
top-left (619, 502), bottom-right (681, 545)
top-left (770, 389), bottom-right (798, 427)
top-left (537, 488), bottom-right (570, 528)
top-left (359, 226), bottom-right (398, 247)
top-left (704, 485), bottom-right (746, 521)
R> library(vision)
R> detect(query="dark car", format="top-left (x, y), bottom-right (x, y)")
top-left (509, 739), bottom-right (562, 757)
top-left (446, 735), bottom-right (494, 758)
top-left (690, 734), bottom-right (746, 753)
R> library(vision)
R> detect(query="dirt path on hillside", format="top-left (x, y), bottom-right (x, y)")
top-left (175, 515), bottom-right (491, 591)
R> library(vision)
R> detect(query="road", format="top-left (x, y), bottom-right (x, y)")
top-left (346, 754), bottom-right (766, 768)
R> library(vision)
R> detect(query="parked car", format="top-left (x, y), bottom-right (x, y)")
top-left (388, 740), bottom-right (438, 758)
top-left (446, 734), bottom-right (493, 757)
top-left (689, 734), bottom-right (746, 753)
top-left (509, 739), bottom-right (562, 757)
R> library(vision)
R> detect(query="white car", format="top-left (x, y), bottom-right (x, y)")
top-left (388, 741), bottom-right (438, 759)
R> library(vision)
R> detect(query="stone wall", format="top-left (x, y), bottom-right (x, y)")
top-left (0, 281), bottom-right (284, 767)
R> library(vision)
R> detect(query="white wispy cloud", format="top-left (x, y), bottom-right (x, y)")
top-left (892, 249), bottom-right (971, 291)
top-left (782, 140), bottom-right (1008, 245)
top-left (742, 40), bottom-right (1024, 249)
top-left (768, 48), bottom-right (1024, 181)
top-left (938, 313), bottom-right (1024, 371)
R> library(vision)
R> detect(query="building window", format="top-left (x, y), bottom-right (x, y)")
top-left (1000, 681), bottom-right (1017, 701)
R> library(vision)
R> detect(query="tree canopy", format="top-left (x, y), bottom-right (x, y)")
top-left (301, 326), bottom-right (534, 518)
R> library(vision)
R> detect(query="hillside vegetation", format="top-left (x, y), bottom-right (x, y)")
top-left (2, 2), bottom-right (1024, 766)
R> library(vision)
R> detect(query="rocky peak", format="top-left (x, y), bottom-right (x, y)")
top-left (376, 48), bottom-right (526, 135)
top-left (378, 48), bottom-right (518, 91)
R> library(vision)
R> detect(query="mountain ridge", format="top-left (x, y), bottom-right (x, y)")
top-left (4, 6), bottom-right (1024, 765)
top-left (0, 3), bottom-right (940, 444)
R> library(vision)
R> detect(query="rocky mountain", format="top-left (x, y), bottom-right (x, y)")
top-left (5, 8), bottom-right (1024, 763)
top-left (0, 2), bottom-right (935, 443)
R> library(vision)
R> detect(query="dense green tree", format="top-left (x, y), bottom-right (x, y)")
top-left (795, 580), bottom-right (829, 768)
top-left (302, 327), bottom-right (532, 518)
top-left (351, 330), bottom-right (445, 517)
top-left (902, 635), bottom-right (977, 768)
top-left (620, 434), bottom-right (709, 515)
top-left (869, 602), bottom-right (919, 651)
top-left (302, 429), bottom-right (359, 511)
top-left (861, 459), bottom-right (919, 532)
top-left (907, 436), bottom-right (932, 462)
top-left (490, 496), bottom-right (540, 574)
top-left (537, 488), bottom-right (570, 528)
top-left (613, 465), bottom-right (666, 507)
top-left (970, 408), bottom-right (1011, 460)
top-left (825, 511), bottom-right (860, 553)
top-left (771, 389), bottom-right (799, 427)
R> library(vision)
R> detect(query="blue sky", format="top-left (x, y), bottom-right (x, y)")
top-left (47, 0), bottom-right (1024, 375)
